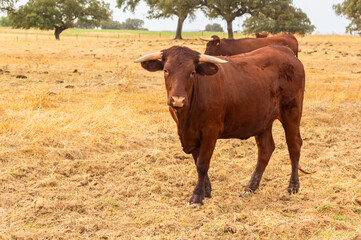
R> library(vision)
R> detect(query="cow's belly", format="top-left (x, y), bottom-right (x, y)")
top-left (220, 120), bottom-right (274, 139)
top-left (220, 104), bottom-right (278, 139)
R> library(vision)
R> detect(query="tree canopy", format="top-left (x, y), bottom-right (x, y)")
top-left (242, 0), bottom-right (315, 35)
top-left (333, 0), bottom-right (361, 35)
top-left (117, 0), bottom-right (201, 39)
top-left (10, 0), bottom-right (111, 39)
top-left (201, 0), bottom-right (265, 38)
top-left (202, 0), bottom-right (314, 38)
top-left (0, 0), bottom-right (17, 12)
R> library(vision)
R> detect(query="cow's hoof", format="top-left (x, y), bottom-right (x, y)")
top-left (239, 191), bottom-right (253, 197)
top-left (205, 192), bottom-right (212, 199)
top-left (186, 202), bottom-right (203, 207)
top-left (287, 181), bottom-right (299, 194)
top-left (189, 194), bottom-right (204, 205)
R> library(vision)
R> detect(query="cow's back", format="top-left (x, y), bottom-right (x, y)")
top-left (219, 34), bottom-right (299, 57)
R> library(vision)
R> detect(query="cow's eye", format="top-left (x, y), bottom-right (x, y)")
top-left (164, 69), bottom-right (168, 73)
top-left (191, 71), bottom-right (196, 76)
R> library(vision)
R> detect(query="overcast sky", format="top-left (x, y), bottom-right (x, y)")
top-left (110, 0), bottom-right (350, 35)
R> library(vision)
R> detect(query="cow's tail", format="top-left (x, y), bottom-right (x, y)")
top-left (290, 160), bottom-right (315, 174)
top-left (299, 166), bottom-right (314, 174)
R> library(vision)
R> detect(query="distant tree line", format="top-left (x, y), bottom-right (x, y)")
top-left (100, 18), bottom-right (148, 30)
top-left (75, 18), bottom-right (147, 30)
top-left (205, 23), bottom-right (223, 32)
top-left (0, 0), bottom-right (359, 40)
top-left (0, 16), bottom-right (10, 26)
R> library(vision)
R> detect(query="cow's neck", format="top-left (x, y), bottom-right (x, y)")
top-left (175, 77), bottom-right (198, 130)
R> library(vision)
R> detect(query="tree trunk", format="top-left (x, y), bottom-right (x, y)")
top-left (54, 26), bottom-right (66, 40)
top-left (226, 20), bottom-right (234, 39)
top-left (175, 16), bottom-right (186, 40)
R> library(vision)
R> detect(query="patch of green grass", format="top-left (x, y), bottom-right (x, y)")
top-left (334, 184), bottom-right (345, 190)
top-left (109, 201), bottom-right (118, 208)
top-left (319, 204), bottom-right (331, 211)
top-left (23, 219), bottom-right (35, 228)
top-left (9, 170), bottom-right (25, 179)
top-left (333, 210), bottom-right (347, 221)
top-left (356, 188), bottom-right (360, 193)
top-left (22, 219), bottom-right (46, 229)
top-left (314, 230), bottom-right (355, 238)
top-left (355, 208), bottom-right (361, 215)
top-left (63, 28), bottom-right (247, 38)
top-left (219, 232), bottom-right (232, 238)
top-left (200, 223), bottom-right (220, 233)
top-left (315, 231), bottom-right (333, 238)
top-left (1, 27), bottom-right (248, 39)
top-left (201, 223), bottom-right (213, 230)
top-left (103, 199), bottom-right (119, 213)
top-left (73, 161), bottom-right (84, 168)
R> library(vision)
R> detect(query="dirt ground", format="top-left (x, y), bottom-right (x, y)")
top-left (0, 31), bottom-right (360, 239)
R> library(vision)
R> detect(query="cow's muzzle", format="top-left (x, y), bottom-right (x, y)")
top-left (170, 96), bottom-right (186, 108)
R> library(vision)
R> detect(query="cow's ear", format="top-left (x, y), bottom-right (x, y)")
top-left (141, 60), bottom-right (163, 72)
top-left (196, 63), bottom-right (219, 76)
top-left (211, 35), bottom-right (220, 46)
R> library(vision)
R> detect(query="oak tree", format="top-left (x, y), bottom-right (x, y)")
top-left (242, 0), bottom-right (315, 35)
top-left (334, 0), bottom-right (361, 35)
top-left (10, 0), bottom-right (111, 40)
top-left (117, 0), bottom-right (202, 39)
top-left (201, 0), bottom-right (265, 39)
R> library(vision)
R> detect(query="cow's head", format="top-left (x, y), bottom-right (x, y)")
top-left (134, 46), bottom-right (227, 109)
top-left (203, 35), bottom-right (222, 56)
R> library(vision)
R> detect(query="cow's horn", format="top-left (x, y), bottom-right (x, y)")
top-left (134, 52), bottom-right (163, 63)
top-left (200, 37), bottom-right (215, 41)
top-left (199, 54), bottom-right (228, 64)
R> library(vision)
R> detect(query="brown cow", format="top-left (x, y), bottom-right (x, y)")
top-left (255, 31), bottom-right (268, 38)
top-left (204, 34), bottom-right (298, 57)
top-left (134, 45), bottom-right (305, 205)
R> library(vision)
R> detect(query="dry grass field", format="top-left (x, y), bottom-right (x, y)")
top-left (0, 30), bottom-right (360, 239)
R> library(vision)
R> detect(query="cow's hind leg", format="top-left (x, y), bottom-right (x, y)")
top-left (192, 150), bottom-right (212, 198)
top-left (244, 126), bottom-right (275, 193)
top-left (189, 136), bottom-right (217, 205)
top-left (281, 105), bottom-right (303, 194)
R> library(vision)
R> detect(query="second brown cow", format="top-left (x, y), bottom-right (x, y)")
top-left (204, 34), bottom-right (299, 57)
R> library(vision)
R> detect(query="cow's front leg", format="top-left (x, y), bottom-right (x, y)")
top-left (192, 149), bottom-right (212, 199)
top-left (189, 137), bottom-right (217, 205)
